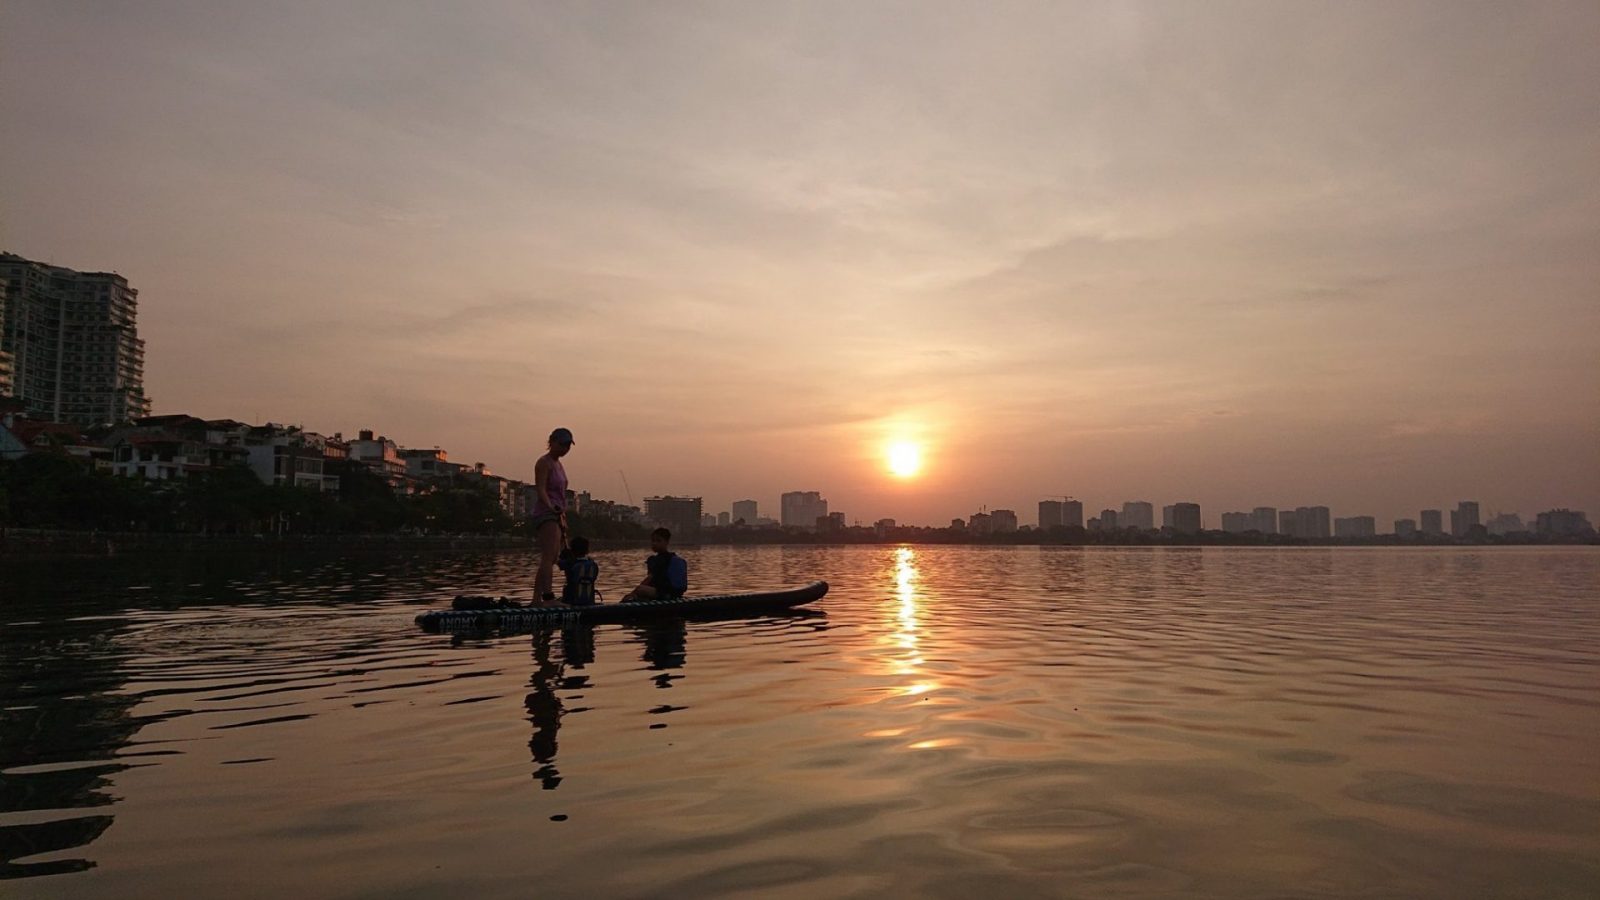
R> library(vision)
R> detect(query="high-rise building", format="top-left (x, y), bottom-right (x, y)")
top-left (1221, 511), bottom-right (1252, 534)
top-left (1334, 516), bottom-right (1376, 538)
top-left (968, 511), bottom-right (992, 535)
top-left (1450, 501), bottom-right (1480, 538)
top-left (645, 495), bottom-right (703, 539)
top-left (717, 511), bottom-right (730, 527)
top-left (701, 513), bottom-right (718, 528)
top-left (1420, 509), bottom-right (1444, 535)
top-left (1038, 500), bottom-right (1064, 531)
top-left (1120, 501), bottom-right (1155, 531)
top-left (1535, 508), bottom-right (1592, 536)
top-left (731, 499), bottom-right (758, 525)
top-left (1251, 507), bottom-right (1278, 534)
top-left (1168, 502), bottom-right (1202, 535)
top-left (780, 491), bottom-right (828, 530)
top-left (1276, 506), bottom-right (1330, 539)
top-left (1063, 500), bottom-right (1084, 529)
top-left (0, 283), bottom-right (12, 398)
top-left (1395, 518), bottom-right (1418, 537)
top-left (991, 509), bottom-right (1019, 533)
top-left (1, 252), bottom-right (151, 425)
top-left (1485, 513), bottom-right (1525, 536)
top-left (1099, 509), bottom-right (1119, 530)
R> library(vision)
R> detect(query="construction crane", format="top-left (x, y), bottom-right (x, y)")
top-left (619, 470), bottom-right (634, 506)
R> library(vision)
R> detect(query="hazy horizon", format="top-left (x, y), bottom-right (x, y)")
top-left (3, 2), bottom-right (1597, 527)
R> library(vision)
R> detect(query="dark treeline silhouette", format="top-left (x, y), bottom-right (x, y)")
top-left (2, 456), bottom-right (508, 535)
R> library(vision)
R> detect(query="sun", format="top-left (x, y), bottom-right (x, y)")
top-left (887, 441), bottom-right (923, 478)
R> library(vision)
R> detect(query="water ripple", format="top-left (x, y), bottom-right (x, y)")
top-left (0, 546), bottom-right (1596, 897)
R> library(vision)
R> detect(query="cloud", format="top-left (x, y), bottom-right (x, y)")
top-left (2, 1), bottom-right (1596, 524)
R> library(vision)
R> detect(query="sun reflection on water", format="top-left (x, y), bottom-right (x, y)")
top-left (889, 546), bottom-right (937, 697)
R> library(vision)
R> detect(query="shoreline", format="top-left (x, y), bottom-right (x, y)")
top-left (2, 526), bottom-right (1592, 560)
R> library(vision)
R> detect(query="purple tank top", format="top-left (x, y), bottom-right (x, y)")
top-left (534, 456), bottom-right (567, 515)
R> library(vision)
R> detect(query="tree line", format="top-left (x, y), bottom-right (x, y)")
top-left (0, 455), bottom-right (640, 537)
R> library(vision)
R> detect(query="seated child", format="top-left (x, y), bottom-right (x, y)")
top-left (622, 527), bottom-right (688, 602)
top-left (557, 536), bottom-right (600, 606)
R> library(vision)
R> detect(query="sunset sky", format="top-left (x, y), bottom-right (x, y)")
top-left (3, 2), bottom-right (1596, 527)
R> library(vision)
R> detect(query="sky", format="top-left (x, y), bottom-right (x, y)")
top-left (2, 1), bottom-right (1597, 527)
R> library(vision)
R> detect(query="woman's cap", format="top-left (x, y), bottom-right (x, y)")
top-left (550, 427), bottom-right (575, 445)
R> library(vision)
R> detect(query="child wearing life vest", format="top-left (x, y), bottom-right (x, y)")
top-left (557, 536), bottom-right (601, 606)
top-left (622, 527), bottom-right (688, 602)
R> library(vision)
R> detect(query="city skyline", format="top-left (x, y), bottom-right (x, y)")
top-left (2, 3), bottom-right (1596, 529)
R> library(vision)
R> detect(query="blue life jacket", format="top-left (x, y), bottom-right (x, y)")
top-left (646, 551), bottom-right (688, 596)
top-left (561, 557), bottom-right (600, 605)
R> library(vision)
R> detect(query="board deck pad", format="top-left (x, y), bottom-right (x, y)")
top-left (415, 580), bottom-right (828, 631)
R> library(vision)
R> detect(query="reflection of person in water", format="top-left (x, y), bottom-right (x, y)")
top-left (524, 631), bottom-right (564, 789)
top-left (633, 620), bottom-right (687, 689)
top-left (523, 624), bottom-right (596, 790)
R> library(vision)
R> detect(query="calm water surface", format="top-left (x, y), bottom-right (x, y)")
top-left (2, 546), bottom-right (1597, 898)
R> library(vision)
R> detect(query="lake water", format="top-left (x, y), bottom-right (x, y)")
top-left (1, 545), bottom-right (1596, 898)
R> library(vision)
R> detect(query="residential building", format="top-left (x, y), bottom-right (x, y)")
top-left (1086, 516), bottom-right (1102, 531)
top-left (1420, 509), bottom-right (1444, 535)
top-left (821, 511), bottom-right (847, 532)
top-left (459, 462), bottom-right (524, 518)
top-left (780, 491), bottom-right (828, 530)
top-left (1168, 502), bottom-right (1202, 535)
top-left (1280, 506), bottom-right (1331, 539)
top-left (990, 509), bottom-right (1019, 533)
top-left (400, 447), bottom-right (462, 482)
top-left (1485, 513), bottom-right (1526, 536)
top-left (968, 512), bottom-right (992, 535)
top-left (322, 434), bottom-right (349, 463)
top-left (0, 403), bottom-right (25, 460)
top-left (731, 499), bottom-right (758, 525)
top-left (645, 495), bottom-right (703, 539)
top-left (3, 410), bottom-right (111, 467)
top-left (1536, 508), bottom-right (1593, 536)
top-left (1098, 508), bottom-right (1120, 530)
top-left (1121, 501), bottom-right (1155, 531)
top-left (347, 429), bottom-right (407, 489)
top-left (244, 424), bottom-right (337, 491)
top-left (111, 435), bottom-right (210, 480)
top-left (1038, 500), bottom-right (1064, 531)
top-left (1, 252), bottom-right (151, 425)
top-left (1334, 516), bottom-right (1376, 538)
top-left (1251, 507), bottom-right (1278, 534)
top-left (577, 494), bottom-right (648, 527)
top-left (1395, 518), bottom-right (1418, 537)
top-left (1450, 501), bottom-right (1481, 538)
top-left (717, 511), bottom-right (730, 527)
top-left (104, 414), bottom-right (247, 479)
top-left (701, 513), bottom-right (718, 528)
top-left (1220, 511), bottom-right (1252, 534)
top-left (1062, 499), bottom-right (1084, 529)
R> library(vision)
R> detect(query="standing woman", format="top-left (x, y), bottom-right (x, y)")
top-left (531, 427), bottom-right (575, 605)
